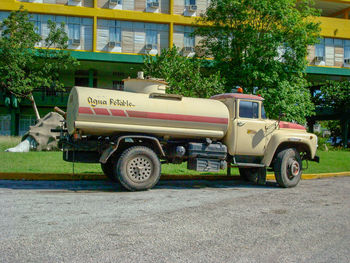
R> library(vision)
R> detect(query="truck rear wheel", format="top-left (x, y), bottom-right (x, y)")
top-left (116, 146), bottom-right (161, 191)
top-left (274, 148), bottom-right (302, 188)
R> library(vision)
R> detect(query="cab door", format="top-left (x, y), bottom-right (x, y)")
top-left (234, 100), bottom-right (266, 156)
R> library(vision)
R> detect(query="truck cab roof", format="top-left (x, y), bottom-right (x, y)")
top-left (210, 93), bottom-right (264, 101)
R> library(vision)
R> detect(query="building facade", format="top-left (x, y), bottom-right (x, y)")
top-left (1, 0), bottom-right (350, 135)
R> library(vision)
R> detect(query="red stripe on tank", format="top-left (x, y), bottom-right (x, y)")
top-left (78, 107), bottom-right (227, 124)
top-left (110, 109), bottom-right (127, 117)
top-left (93, 108), bottom-right (110, 116)
top-left (126, 110), bottom-right (228, 124)
top-left (78, 107), bottom-right (94, 115)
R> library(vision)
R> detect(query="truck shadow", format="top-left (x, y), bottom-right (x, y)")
top-left (156, 180), bottom-right (279, 190)
top-left (0, 179), bottom-right (279, 192)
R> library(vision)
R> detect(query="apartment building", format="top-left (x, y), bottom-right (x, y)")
top-left (1, 0), bottom-right (350, 135)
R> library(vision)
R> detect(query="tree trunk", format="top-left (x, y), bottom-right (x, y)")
top-left (30, 94), bottom-right (41, 121)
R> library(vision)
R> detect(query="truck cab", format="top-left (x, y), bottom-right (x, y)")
top-left (212, 93), bottom-right (270, 158)
top-left (212, 93), bottom-right (319, 187)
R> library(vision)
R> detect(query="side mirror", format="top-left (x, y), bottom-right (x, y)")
top-left (278, 112), bottom-right (286, 124)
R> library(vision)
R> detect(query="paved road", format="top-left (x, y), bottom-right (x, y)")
top-left (0, 177), bottom-right (349, 263)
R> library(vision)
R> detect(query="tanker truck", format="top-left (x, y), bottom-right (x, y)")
top-left (58, 75), bottom-right (319, 191)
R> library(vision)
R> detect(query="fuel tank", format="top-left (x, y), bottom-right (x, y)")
top-left (66, 81), bottom-right (229, 139)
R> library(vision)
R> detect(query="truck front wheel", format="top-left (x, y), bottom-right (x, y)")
top-left (116, 146), bottom-right (161, 191)
top-left (274, 148), bottom-right (302, 188)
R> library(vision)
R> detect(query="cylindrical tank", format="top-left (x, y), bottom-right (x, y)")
top-left (66, 86), bottom-right (229, 139)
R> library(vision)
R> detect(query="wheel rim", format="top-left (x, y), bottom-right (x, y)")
top-left (287, 158), bottom-right (300, 179)
top-left (126, 155), bottom-right (153, 183)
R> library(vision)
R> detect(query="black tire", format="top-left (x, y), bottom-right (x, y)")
top-left (239, 167), bottom-right (266, 185)
top-left (101, 159), bottom-right (118, 182)
top-left (116, 146), bottom-right (161, 191)
top-left (274, 148), bottom-right (302, 188)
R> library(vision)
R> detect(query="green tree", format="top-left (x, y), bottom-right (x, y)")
top-left (319, 80), bottom-right (350, 114)
top-left (194, 0), bottom-right (321, 123)
top-left (0, 8), bottom-right (79, 120)
top-left (143, 47), bottom-right (225, 98)
top-left (324, 120), bottom-right (341, 138)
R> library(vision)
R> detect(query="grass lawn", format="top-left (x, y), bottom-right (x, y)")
top-left (0, 136), bottom-right (349, 175)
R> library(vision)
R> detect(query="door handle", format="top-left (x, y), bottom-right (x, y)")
top-left (237, 121), bottom-right (246, 127)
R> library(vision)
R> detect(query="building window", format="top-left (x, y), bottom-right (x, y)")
top-left (184, 26), bottom-right (195, 48)
top-left (113, 80), bottom-right (124, 90)
top-left (69, 24), bottom-right (80, 42)
top-left (345, 40), bottom-right (350, 60)
top-left (147, 0), bottom-right (159, 8)
top-left (334, 38), bottom-right (343, 47)
top-left (184, 32), bottom-right (195, 48)
top-left (0, 115), bottom-right (11, 136)
top-left (146, 29), bottom-right (157, 50)
top-left (75, 77), bottom-right (89, 86)
top-left (19, 115), bottom-right (36, 136)
top-left (315, 38), bottom-right (325, 59)
top-left (109, 21), bottom-right (121, 47)
top-left (184, 0), bottom-right (197, 14)
top-left (110, 0), bottom-right (122, 4)
top-left (75, 70), bottom-right (97, 88)
top-left (325, 38), bottom-right (333, 46)
top-left (75, 77), bottom-right (97, 87)
top-left (113, 71), bottom-right (128, 78)
top-left (68, 17), bottom-right (81, 45)
top-left (109, 0), bottom-right (122, 9)
top-left (185, 0), bottom-right (196, 5)
top-left (182, 26), bottom-right (195, 55)
top-left (30, 14), bottom-right (41, 35)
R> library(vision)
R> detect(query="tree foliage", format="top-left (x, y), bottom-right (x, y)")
top-left (259, 77), bottom-right (314, 123)
top-left (323, 120), bottom-right (341, 138)
top-left (195, 0), bottom-right (321, 123)
top-left (143, 47), bottom-right (225, 98)
top-left (0, 8), bottom-right (79, 100)
top-left (318, 80), bottom-right (350, 114)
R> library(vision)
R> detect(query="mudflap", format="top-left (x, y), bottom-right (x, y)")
top-left (312, 155), bottom-right (320, 163)
top-left (99, 146), bottom-right (117, 164)
top-left (257, 168), bottom-right (267, 185)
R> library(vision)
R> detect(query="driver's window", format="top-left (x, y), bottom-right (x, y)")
top-left (239, 101), bottom-right (259, 119)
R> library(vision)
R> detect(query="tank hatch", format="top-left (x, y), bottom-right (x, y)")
top-left (123, 72), bottom-right (168, 94)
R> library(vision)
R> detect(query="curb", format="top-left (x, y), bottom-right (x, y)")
top-left (0, 171), bottom-right (349, 181)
